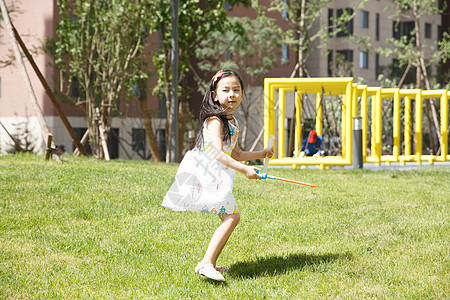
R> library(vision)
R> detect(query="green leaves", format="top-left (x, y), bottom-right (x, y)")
top-left (152, 0), bottom-right (253, 96)
top-left (377, 0), bottom-right (449, 88)
top-left (50, 0), bottom-right (160, 157)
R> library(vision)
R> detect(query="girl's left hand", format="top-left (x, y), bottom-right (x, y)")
top-left (263, 147), bottom-right (274, 159)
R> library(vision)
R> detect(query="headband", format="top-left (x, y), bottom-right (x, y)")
top-left (211, 69), bottom-right (239, 90)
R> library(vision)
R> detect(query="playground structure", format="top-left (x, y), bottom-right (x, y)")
top-left (264, 77), bottom-right (449, 169)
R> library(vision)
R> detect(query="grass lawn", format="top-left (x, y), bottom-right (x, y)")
top-left (0, 153), bottom-right (449, 299)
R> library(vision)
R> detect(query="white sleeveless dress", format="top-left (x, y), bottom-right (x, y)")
top-left (162, 118), bottom-right (240, 215)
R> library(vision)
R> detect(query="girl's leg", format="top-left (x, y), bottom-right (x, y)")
top-left (200, 213), bottom-right (240, 267)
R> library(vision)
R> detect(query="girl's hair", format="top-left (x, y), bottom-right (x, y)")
top-left (190, 69), bottom-right (244, 150)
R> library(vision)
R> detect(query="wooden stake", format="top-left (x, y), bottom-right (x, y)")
top-left (45, 134), bottom-right (53, 160)
top-left (73, 129), bottom-right (89, 156)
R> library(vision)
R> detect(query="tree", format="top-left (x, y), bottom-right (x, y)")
top-left (379, 0), bottom-right (450, 89)
top-left (259, 0), bottom-right (366, 78)
top-left (246, 1), bottom-right (366, 155)
top-left (52, 0), bottom-right (158, 159)
top-left (195, 15), bottom-right (282, 150)
top-left (378, 0), bottom-right (450, 154)
top-left (153, 0), bottom-right (251, 162)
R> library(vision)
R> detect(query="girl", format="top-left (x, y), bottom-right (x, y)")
top-left (162, 69), bottom-right (274, 282)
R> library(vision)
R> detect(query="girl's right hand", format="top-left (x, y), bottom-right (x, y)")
top-left (244, 166), bottom-right (261, 180)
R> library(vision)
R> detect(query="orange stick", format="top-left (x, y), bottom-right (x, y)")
top-left (273, 176), bottom-right (318, 188)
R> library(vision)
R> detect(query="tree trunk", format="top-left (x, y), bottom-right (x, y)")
top-left (97, 107), bottom-right (110, 160)
top-left (177, 100), bottom-right (187, 161)
top-left (137, 79), bottom-right (162, 161)
top-left (163, 49), bottom-right (172, 163)
top-left (397, 62), bottom-right (411, 88)
top-left (139, 99), bottom-right (163, 162)
top-left (297, 0), bottom-right (306, 78)
top-left (412, 0), bottom-right (441, 153)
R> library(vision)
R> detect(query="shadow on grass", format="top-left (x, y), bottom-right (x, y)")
top-left (228, 252), bottom-right (351, 279)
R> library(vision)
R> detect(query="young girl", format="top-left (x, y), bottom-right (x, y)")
top-left (162, 69), bottom-right (274, 282)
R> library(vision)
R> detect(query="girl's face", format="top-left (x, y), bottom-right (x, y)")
top-left (213, 75), bottom-right (243, 114)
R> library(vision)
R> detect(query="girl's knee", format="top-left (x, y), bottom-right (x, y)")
top-left (228, 213), bottom-right (240, 226)
top-left (220, 213), bottom-right (240, 225)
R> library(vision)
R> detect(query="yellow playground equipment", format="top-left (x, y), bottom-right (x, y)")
top-left (264, 77), bottom-right (449, 169)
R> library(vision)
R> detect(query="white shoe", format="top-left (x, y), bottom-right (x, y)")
top-left (195, 263), bottom-right (225, 282)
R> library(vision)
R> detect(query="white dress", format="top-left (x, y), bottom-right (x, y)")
top-left (162, 118), bottom-right (240, 215)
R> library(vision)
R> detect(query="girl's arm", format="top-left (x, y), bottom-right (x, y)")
top-left (207, 117), bottom-right (260, 180)
top-left (231, 140), bottom-right (274, 162)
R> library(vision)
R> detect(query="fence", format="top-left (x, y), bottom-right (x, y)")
top-left (264, 77), bottom-right (449, 169)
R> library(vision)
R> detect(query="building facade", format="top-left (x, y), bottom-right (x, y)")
top-left (307, 0), bottom-right (443, 86)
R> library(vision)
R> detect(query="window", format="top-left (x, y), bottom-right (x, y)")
top-left (157, 129), bottom-right (166, 160)
top-left (359, 51), bottom-right (368, 69)
top-left (393, 21), bottom-right (415, 44)
top-left (327, 51), bottom-right (333, 76)
top-left (131, 84), bottom-right (140, 98)
top-left (375, 53), bottom-right (380, 79)
top-left (72, 128), bottom-right (119, 158)
top-left (281, 44), bottom-right (289, 65)
top-left (360, 11), bottom-right (369, 28)
top-left (425, 23), bottom-right (431, 39)
top-left (392, 21), bottom-right (400, 39)
top-left (282, 8), bottom-right (288, 20)
top-left (328, 9), bottom-right (333, 33)
top-left (438, 25), bottom-right (442, 41)
top-left (109, 128), bottom-right (119, 159)
top-left (337, 50), bottom-right (353, 62)
top-left (337, 8), bottom-right (354, 37)
top-left (132, 128), bottom-right (146, 152)
top-left (72, 128), bottom-right (92, 154)
top-left (376, 13), bottom-right (380, 41)
top-left (282, 0), bottom-right (288, 20)
top-left (336, 50), bottom-right (354, 76)
top-left (158, 91), bottom-right (166, 118)
top-left (224, 1), bottom-right (231, 11)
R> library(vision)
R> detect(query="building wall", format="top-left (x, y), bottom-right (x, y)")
top-left (0, 0), bottom-right (163, 158)
top-left (308, 0), bottom-right (442, 86)
top-left (0, 0), bottom-right (55, 118)
top-left (0, 0), bottom-right (57, 152)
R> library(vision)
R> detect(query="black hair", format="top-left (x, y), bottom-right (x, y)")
top-left (190, 69), bottom-right (244, 150)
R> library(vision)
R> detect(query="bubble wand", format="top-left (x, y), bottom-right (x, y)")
top-left (256, 170), bottom-right (318, 188)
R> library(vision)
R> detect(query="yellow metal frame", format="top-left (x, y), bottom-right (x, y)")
top-left (264, 77), bottom-right (450, 168)
top-left (264, 78), bottom-right (354, 169)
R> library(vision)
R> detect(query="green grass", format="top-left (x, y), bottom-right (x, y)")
top-left (0, 153), bottom-right (449, 299)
